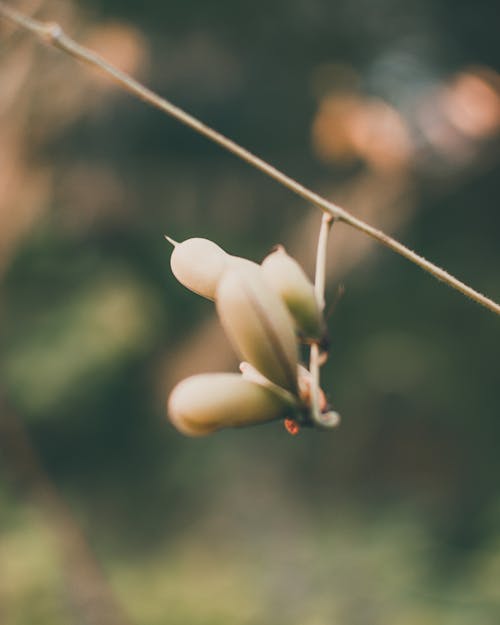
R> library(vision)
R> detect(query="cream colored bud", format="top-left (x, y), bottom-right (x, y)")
top-left (261, 245), bottom-right (323, 340)
top-left (170, 237), bottom-right (229, 300)
top-left (168, 373), bottom-right (290, 436)
top-left (216, 264), bottom-right (299, 393)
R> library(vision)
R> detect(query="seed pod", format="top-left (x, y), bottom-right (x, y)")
top-left (261, 245), bottom-right (324, 340)
top-left (170, 237), bottom-right (229, 300)
top-left (216, 263), bottom-right (299, 393)
top-left (168, 373), bottom-right (290, 436)
top-left (169, 237), bottom-right (259, 300)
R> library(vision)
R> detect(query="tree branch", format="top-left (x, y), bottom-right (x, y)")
top-left (0, 2), bottom-right (498, 315)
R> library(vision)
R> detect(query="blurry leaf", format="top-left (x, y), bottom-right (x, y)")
top-left (1, 269), bottom-right (162, 419)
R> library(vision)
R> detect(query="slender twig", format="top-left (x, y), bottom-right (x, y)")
top-left (0, 3), bottom-right (499, 316)
top-left (309, 214), bottom-right (331, 424)
top-left (309, 215), bottom-right (339, 429)
top-left (313, 215), bottom-right (333, 311)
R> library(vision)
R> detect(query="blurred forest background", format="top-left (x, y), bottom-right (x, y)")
top-left (0, 0), bottom-right (499, 624)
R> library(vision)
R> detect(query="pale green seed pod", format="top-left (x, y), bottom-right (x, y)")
top-left (168, 373), bottom-right (290, 436)
top-left (216, 263), bottom-right (299, 394)
top-left (261, 245), bottom-right (323, 340)
top-left (169, 237), bottom-right (260, 300)
top-left (170, 237), bottom-right (229, 300)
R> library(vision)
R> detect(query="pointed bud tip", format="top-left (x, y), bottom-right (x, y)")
top-left (164, 235), bottom-right (178, 247)
top-left (268, 243), bottom-right (286, 255)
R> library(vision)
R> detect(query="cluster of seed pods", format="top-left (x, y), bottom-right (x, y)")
top-left (167, 237), bottom-right (339, 436)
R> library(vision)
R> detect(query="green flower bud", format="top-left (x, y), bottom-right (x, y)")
top-left (216, 263), bottom-right (299, 394)
top-left (169, 237), bottom-right (229, 300)
top-left (168, 373), bottom-right (290, 436)
top-left (261, 245), bottom-right (324, 340)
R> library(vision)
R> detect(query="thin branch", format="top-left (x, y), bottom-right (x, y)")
top-left (0, 2), bottom-right (499, 316)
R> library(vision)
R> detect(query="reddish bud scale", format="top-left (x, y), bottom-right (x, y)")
top-left (284, 418), bottom-right (300, 435)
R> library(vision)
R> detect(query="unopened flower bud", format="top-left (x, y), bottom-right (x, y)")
top-left (169, 237), bottom-right (260, 300)
top-left (216, 263), bottom-right (299, 394)
top-left (168, 373), bottom-right (290, 436)
top-left (261, 245), bottom-right (323, 340)
top-left (169, 237), bottom-right (229, 300)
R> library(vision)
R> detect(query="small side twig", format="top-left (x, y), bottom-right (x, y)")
top-left (309, 215), bottom-right (339, 429)
top-left (0, 2), bottom-right (499, 316)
